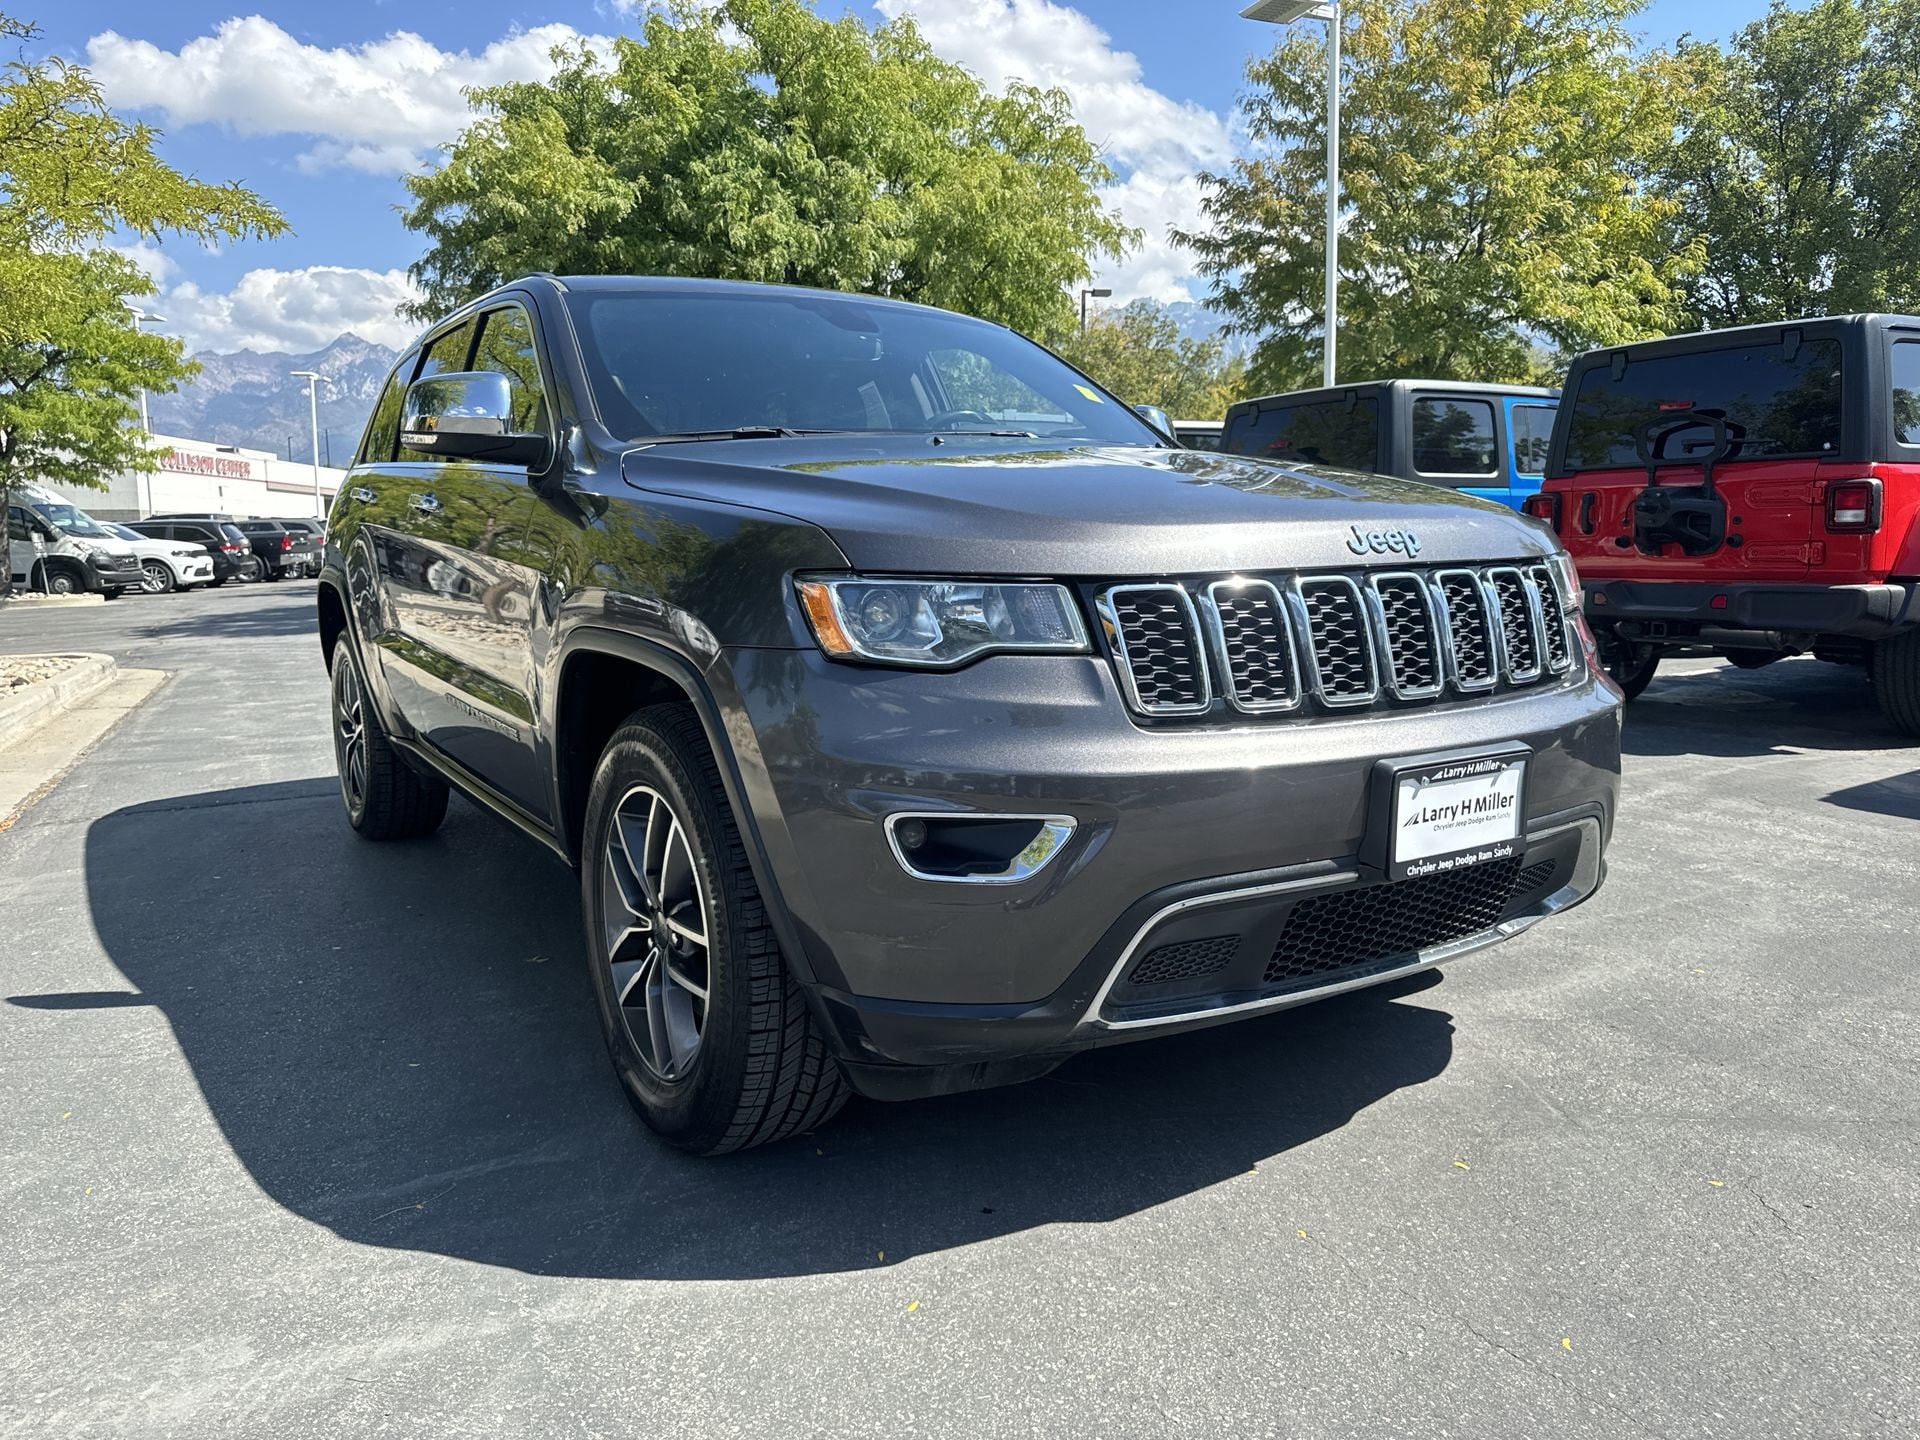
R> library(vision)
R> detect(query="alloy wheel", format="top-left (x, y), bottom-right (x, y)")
top-left (141, 562), bottom-right (170, 593)
top-left (600, 784), bottom-right (711, 1081)
top-left (333, 655), bottom-right (368, 815)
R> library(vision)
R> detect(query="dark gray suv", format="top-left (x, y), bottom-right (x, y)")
top-left (317, 275), bottom-right (1621, 1153)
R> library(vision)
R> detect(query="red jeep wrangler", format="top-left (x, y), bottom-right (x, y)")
top-left (1532, 314), bottom-right (1920, 735)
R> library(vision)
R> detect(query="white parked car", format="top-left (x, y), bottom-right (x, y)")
top-left (101, 522), bottom-right (217, 594)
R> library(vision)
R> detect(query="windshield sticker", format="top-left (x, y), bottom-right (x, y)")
top-left (1073, 384), bottom-right (1105, 404)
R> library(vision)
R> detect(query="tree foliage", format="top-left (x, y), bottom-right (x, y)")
top-left (401, 0), bottom-right (1134, 339)
top-left (1659, 0), bottom-right (1920, 328)
top-left (0, 6), bottom-right (284, 584)
top-left (1051, 301), bottom-right (1245, 420)
top-left (1178, 0), bottom-right (1696, 394)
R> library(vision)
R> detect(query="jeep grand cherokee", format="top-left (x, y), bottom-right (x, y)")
top-left (316, 275), bottom-right (1621, 1153)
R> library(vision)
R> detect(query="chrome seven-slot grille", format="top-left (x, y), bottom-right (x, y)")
top-left (1098, 564), bottom-right (1575, 719)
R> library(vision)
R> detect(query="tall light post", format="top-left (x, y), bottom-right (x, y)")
top-left (1079, 287), bottom-right (1112, 333)
top-left (290, 370), bottom-right (332, 518)
top-left (126, 308), bottom-right (167, 516)
top-left (1242, 0), bottom-right (1341, 386)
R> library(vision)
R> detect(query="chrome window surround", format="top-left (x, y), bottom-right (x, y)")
top-left (1077, 816), bottom-right (1603, 1034)
top-left (1201, 578), bottom-right (1304, 714)
top-left (1363, 570), bottom-right (1447, 702)
top-left (1290, 574), bottom-right (1381, 707)
top-left (1095, 583), bottom-right (1213, 715)
top-left (883, 811), bottom-right (1078, 886)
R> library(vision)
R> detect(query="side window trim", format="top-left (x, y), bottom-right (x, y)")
top-left (1411, 394), bottom-right (1499, 481)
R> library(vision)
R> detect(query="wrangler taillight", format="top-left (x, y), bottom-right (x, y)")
top-left (1825, 478), bottom-right (1882, 532)
top-left (280, 535), bottom-right (294, 551)
top-left (1522, 493), bottom-right (1561, 528)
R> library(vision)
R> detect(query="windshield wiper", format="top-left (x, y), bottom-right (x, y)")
top-left (641, 426), bottom-right (806, 443)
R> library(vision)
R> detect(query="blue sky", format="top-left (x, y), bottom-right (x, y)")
top-left (39, 0), bottom-right (1768, 354)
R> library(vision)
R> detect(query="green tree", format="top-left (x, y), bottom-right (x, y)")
top-left (1177, 0), bottom-right (1697, 394)
top-left (0, 10), bottom-right (285, 593)
top-left (1661, 0), bottom-right (1920, 328)
top-left (401, 0), bottom-right (1134, 339)
top-left (1051, 300), bottom-right (1246, 419)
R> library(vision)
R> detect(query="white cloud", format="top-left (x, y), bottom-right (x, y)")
top-left (85, 18), bottom-right (611, 175)
top-left (156, 266), bottom-right (422, 353)
top-left (874, 0), bottom-right (1230, 305)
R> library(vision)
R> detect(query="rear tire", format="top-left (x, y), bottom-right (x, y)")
top-left (581, 705), bottom-right (849, 1154)
top-left (329, 643), bottom-right (449, 840)
top-left (1721, 648), bottom-right (1778, 671)
top-left (1601, 636), bottom-right (1661, 700)
top-left (1872, 630), bottom-right (1920, 738)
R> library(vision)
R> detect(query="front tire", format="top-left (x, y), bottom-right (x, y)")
top-left (329, 643), bottom-right (449, 840)
top-left (581, 705), bottom-right (848, 1154)
top-left (1873, 630), bottom-right (1920, 738)
top-left (45, 569), bottom-right (80, 596)
top-left (140, 561), bottom-right (176, 594)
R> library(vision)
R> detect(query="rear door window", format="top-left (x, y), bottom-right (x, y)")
top-left (1564, 338), bottom-right (1844, 471)
top-left (1511, 403), bottom-right (1556, 476)
top-left (1892, 339), bottom-right (1920, 447)
top-left (1225, 397), bottom-right (1379, 469)
top-left (1412, 397), bottom-right (1498, 479)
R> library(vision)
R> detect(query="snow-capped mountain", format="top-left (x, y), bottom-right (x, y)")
top-left (148, 334), bottom-right (401, 463)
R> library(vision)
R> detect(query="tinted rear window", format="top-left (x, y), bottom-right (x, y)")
top-left (1224, 397), bottom-right (1379, 470)
top-left (1564, 339), bottom-right (1844, 470)
top-left (1411, 397), bottom-right (1497, 477)
top-left (1511, 404), bottom-right (1557, 475)
top-left (1893, 340), bottom-right (1920, 447)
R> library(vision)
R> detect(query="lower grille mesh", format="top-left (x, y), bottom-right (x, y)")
top-left (1263, 856), bottom-right (1525, 986)
top-left (1129, 935), bottom-right (1240, 986)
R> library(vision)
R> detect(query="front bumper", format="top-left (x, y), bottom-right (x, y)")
top-left (88, 560), bottom-right (143, 592)
top-left (1586, 579), bottom-right (1920, 640)
top-left (720, 649), bottom-right (1621, 1091)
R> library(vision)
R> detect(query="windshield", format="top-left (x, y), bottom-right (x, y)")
top-left (104, 523), bottom-right (145, 542)
top-left (1564, 338), bottom-right (1843, 471)
top-left (31, 501), bottom-right (113, 538)
top-left (568, 289), bottom-right (1164, 446)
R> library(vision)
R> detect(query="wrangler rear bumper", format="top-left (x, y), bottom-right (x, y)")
top-left (1586, 579), bottom-right (1920, 639)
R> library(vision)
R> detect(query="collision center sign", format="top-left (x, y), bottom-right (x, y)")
top-left (159, 448), bottom-right (255, 480)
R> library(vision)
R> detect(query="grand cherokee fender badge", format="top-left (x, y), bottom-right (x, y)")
top-left (1346, 524), bottom-right (1421, 558)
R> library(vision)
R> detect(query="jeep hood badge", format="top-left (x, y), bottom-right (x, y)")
top-left (1346, 524), bottom-right (1421, 559)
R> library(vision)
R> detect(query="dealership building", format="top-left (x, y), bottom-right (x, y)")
top-left (79, 434), bottom-right (348, 522)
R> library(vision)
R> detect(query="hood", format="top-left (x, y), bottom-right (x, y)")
top-left (620, 439), bottom-right (1552, 575)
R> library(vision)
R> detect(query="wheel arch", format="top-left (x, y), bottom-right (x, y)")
top-left (317, 576), bottom-right (348, 669)
top-left (551, 629), bottom-right (822, 989)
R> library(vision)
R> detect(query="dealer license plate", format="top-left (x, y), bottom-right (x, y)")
top-left (1391, 754), bottom-right (1526, 879)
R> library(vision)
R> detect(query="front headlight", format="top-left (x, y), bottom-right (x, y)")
top-left (795, 576), bottom-right (1088, 667)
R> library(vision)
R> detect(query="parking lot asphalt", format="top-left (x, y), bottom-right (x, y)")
top-left (1, 583), bottom-right (1915, 1439)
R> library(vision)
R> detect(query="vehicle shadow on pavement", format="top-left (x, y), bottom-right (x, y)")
top-left (40, 780), bottom-right (1455, 1281)
top-left (1622, 657), bottom-right (1901, 758)
top-left (131, 593), bottom-right (321, 643)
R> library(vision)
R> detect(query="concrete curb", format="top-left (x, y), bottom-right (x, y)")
top-left (0, 653), bottom-right (119, 751)
top-left (0, 593), bottom-right (105, 611)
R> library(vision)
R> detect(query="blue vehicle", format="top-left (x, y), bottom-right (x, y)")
top-left (1220, 379), bottom-right (1560, 511)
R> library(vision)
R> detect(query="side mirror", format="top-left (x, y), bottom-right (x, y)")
top-left (1133, 403), bottom-right (1175, 440)
top-left (401, 371), bottom-right (550, 469)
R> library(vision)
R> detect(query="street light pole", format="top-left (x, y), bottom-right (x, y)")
top-left (1241, 0), bottom-right (1342, 386)
top-left (290, 370), bottom-right (331, 518)
top-left (125, 309), bottom-right (168, 517)
top-left (1079, 287), bottom-right (1112, 333)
